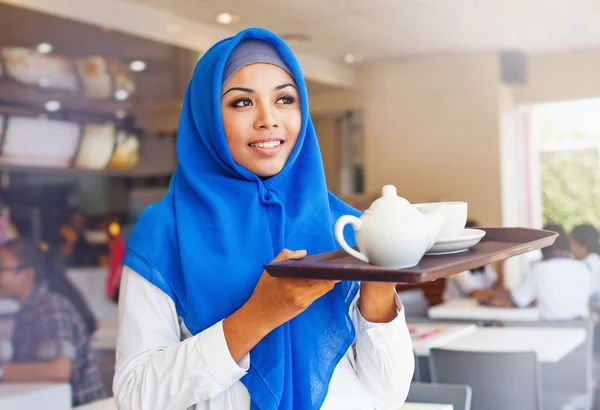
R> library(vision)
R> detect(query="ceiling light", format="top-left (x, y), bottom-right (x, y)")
top-left (115, 109), bottom-right (127, 119)
top-left (37, 43), bottom-right (53, 54)
top-left (343, 53), bottom-right (363, 64)
top-left (216, 12), bottom-right (241, 24)
top-left (129, 60), bottom-right (146, 72)
top-left (114, 90), bottom-right (129, 101)
top-left (165, 24), bottom-right (181, 33)
top-left (44, 100), bottom-right (61, 112)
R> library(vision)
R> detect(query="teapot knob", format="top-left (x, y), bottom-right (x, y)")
top-left (382, 185), bottom-right (397, 197)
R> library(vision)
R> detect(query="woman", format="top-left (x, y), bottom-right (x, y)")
top-left (114, 29), bottom-right (414, 410)
top-left (570, 223), bottom-right (600, 297)
top-left (0, 239), bottom-right (104, 406)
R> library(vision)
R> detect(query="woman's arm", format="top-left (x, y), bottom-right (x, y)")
top-left (114, 249), bottom-right (339, 410)
top-left (352, 286), bottom-right (414, 410)
top-left (113, 267), bottom-right (251, 410)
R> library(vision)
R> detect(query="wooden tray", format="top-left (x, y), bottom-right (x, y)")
top-left (264, 228), bottom-right (557, 283)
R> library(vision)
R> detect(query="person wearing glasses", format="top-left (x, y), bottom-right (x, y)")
top-left (0, 238), bottom-right (104, 406)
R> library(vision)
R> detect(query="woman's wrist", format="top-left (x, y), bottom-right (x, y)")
top-left (358, 282), bottom-right (398, 323)
top-left (222, 299), bottom-right (276, 363)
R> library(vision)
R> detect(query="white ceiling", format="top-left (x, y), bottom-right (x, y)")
top-left (124, 0), bottom-right (600, 62)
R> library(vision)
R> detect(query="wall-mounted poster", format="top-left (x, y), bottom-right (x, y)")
top-left (1, 116), bottom-right (80, 168)
top-left (1, 47), bottom-right (78, 92)
top-left (75, 123), bottom-right (116, 170)
top-left (106, 131), bottom-right (140, 171)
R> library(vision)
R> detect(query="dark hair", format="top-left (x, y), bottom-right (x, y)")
top-left (543, 224), bottom-right (570, 256)
top-left (2, 238), bottom-right (97, 336)
top-left (571, 224), bottom-right (600, 255)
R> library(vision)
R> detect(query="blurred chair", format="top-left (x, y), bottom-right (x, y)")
top-left (430, 349), bottom-right (542, 410)
top-left (505, 319), bottom-right (594, 410)
top-left (398, 289), bottom-right (430, 318)
top-left (407, 382), bottom-right (472, 410)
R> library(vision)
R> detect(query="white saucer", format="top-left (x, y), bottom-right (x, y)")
top-left (426, 228), bottom-right (486, 256)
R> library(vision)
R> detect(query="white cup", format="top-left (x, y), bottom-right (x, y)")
top-left (414, 201), bottom-right (468, 239)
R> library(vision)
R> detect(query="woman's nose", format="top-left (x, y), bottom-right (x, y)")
top-left (255, 103), bottom-right (279, 130)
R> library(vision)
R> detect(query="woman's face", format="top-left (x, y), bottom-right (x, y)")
top-left (0, 248), bottom-right (32, 300)
top-left (221, 63), bottom-right (301, 177)
top-left (569, 237), bottom-right (589, 260)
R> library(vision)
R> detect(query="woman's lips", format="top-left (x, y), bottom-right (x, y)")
top-left (248, 139), bottom-right (284, 156)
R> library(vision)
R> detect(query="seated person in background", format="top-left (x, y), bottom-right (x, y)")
top-left (484, 224), bottom-right (591, 321)
top-left (570, 223), bottom-right (600, 298)
top-left (58, 209), bottom-right (92, 267)
top-left (0, 239), bottom-right (104, 406)
top-left (444, 219), bottom-right (499, 301)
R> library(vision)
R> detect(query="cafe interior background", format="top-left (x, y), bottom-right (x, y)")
top-left (1, 0), bottom-right (600, 409)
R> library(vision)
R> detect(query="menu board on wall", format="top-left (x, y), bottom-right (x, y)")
top-left (76, 56), bottom-right (113, 99)
top-left (75, 123), bottom-right (116, 170)
top-left (106, 131), bottom-right (140, 171)
top-left (1, 116), bottom-right (81, 168)
top-left (1, 48), bottom-right (78, 92)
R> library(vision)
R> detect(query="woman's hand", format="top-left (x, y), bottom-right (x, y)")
top-left (358, 282), bottom-right (399, 323)
top-left (223, 249), bottom-right (338, 363)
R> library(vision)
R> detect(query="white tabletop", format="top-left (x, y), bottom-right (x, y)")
top-left (75, 397), bottom-right (116, 410)
top-left (428, 298), bottom-right (540, 322)
top-left (439, 327), bottom-right (585, 362)
top-left (92, 319), bottom-right (118, 351)
top-left (402, 403), bottom-right (453, 410)
top-left (409, 323), bottom-right (477, 356)
top-left (0, 383), bottom-right (71, 410)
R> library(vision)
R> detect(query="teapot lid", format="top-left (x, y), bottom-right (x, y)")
top-left (367, 185), bottom-right (412, 213)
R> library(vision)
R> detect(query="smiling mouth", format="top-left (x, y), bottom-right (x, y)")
top-left (248, 140), bottom-right (283, 149)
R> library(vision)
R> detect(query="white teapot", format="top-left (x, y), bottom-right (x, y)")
top-left (334, 185), bottom-right (445, 269)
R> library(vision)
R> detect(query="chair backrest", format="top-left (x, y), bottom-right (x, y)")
top-left (407, 382), bottom-right (472, 410)
top-left (430, 349), bottom-right (542, 410)
top-left (504, 319), bottom-right (593, 398)
top-left (398, 289), bottom-right (430, 318)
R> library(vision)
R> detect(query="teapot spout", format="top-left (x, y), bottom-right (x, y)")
top-left (421, 206), bottom-right (445, 250)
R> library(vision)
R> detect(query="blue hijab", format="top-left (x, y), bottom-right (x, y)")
top-left (124, 28), bottom-right (361, 410)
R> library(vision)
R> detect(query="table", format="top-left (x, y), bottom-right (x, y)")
top-left (0, 383), bottom-right (70, 410)
top-left (409, 323), bottom-right (477, 356)
top-left (401, 403), bottom-right (453, 410)
top-left (439, 327), bottom-right (585, 362)
top-left (428, 298), bottom-right (540, 322)
top-left (67, 267), bottom-right (117, 321)
top-left (92, 319), bottom-right (118, 351)
top-left (75, 397), bottom-right (116, 409)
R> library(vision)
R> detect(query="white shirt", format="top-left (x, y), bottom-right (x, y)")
top-left (511, 257), bottom-right (591, 320)
top-left (584, 253), bottom-right (600, 296)
top-left (113, 267), bottom-right (414, 410)
top-left (443, 266), bottom-right (498, 301)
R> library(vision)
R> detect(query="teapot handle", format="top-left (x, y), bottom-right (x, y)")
top-left (334, 215), bottom-right (369, 264)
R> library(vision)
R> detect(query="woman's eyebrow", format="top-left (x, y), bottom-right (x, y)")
top-left (275, 83), bottom-right (297, 91)
top-left (222, 86), bottom-right (254, 97)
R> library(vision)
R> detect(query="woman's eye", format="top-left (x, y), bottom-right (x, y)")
top-left (277, 95), bottom-right (295, 104)
top-left (232, 98), bottom-right (252, 108)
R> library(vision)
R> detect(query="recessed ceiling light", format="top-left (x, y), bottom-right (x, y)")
top-left (115, 109), bottom-right (127, 119)
top-left (45, 100), bottom-right (61, 112)
top-left (129, 60), bottom-right (146, 72)
top-left (165, 24), bottom-right (181, 33)
top-left (343, 53), bottom-right (363, 64)
top-left (37, 43), bottom-right (53, 54)
top-left (216, 12), bottom-right (241, 24)
top-left (114, 90), bottom-right (129, 101)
